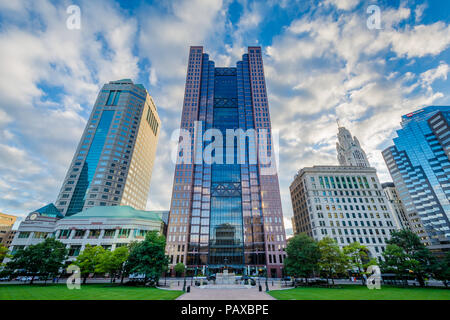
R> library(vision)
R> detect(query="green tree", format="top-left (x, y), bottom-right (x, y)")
top-left (432, 251), bottom-right (450, 288)
top-left (72, 245), bottom-right (105, 284)
top-left (284, 234), bottom-right (321, 283)
top-left (382, 230), bottom-right (435, 287)
top-left (125, 231), bottom-right (169, 286)
top-left (0, 244), bottom-right (9, 266)
top-left (174, 262), bottom-right (185, 277)
top-left (5, 238), bottom-right (67, 284)
top-left (96, 246), bottom-right (129, 283)
top-left (318, 237), bottom-right (348, 285)
top-left (343, 241), bottom-right (376, 285)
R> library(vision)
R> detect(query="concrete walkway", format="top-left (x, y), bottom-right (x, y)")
top-left (176, 287), bottom-right (276, 300)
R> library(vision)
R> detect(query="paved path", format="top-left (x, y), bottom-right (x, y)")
top-left (176, 287), bottom-right (276, 300)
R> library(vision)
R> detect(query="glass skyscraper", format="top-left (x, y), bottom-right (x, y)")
top-left (382, 106), bottom-right (450, 252)
top-left (166, 46), bottom-right (287, 278)
top-left (55, 79), bottom-right (161, 216)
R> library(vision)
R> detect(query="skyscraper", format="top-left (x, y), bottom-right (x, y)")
top-left (55, 79), bottom-right (161, 216)
top-left (336, 126), bottom-right (370, 167)
top-left (165, 46), bottom-right (287, 278)
top-left (382, 106), bottom-right (450, 252)
top-left (382, 182), bottom-right (411, 230)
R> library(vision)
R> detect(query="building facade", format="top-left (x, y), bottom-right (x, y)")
top-left (290, 166), bottom-right (397, 260)
top-left (382, 182), bottom-right (411, 230)
top-left (8, 205), bottom-right (167, 261)
top-left (165, 46), bottom-right (286, 278)
top-left (382, 106), bottom-right (450, 252)
top-left (336, 126), bottom-right (370, 167)
top-left (0, 213), bottom-right (17, 248)
top-left (55, 79), bottom-right (161, 216)
top-left (8, 204), bottom-right (63, 254)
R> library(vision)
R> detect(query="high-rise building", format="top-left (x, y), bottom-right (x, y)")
top-left (0, 213), bottom-right (17, 248)
top-left (55, 79), bottom-right (161, 216)
top-left (336, 126), bottom-right (370, 167)
top-left (382, 106), bottom-right (450, 252)
top-left (290, 166), bottom-right (397, 260)
top-left (165, 46), bottom-right (287, 278)
top-left (381, 182), bottom-right (411, 230)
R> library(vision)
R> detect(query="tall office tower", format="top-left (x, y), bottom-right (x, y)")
top-left (166, 46), bottom-right (287, 278)
top-left (0, 213), bottom-right (17, 248)
top-left (382, 106), bottom-right (450, 253)
top-left (382, 182), bottom-right (411, 230)
top-left (55, 79), bottom-right (161, 216)
top-left (336, 126), bottom-right (370, 167)
top-left (290, 166), bottom-right (397, 260)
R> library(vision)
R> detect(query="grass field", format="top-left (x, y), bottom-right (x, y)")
top-left (0, 284), bottom-right (183, 300)
top-left (269, 285), bottom-right (450, 300)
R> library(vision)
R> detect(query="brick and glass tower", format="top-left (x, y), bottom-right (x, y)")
top-left (55, 79), bottom-right (161, 216)
top-left (166, 46), bottom-right (287, 278)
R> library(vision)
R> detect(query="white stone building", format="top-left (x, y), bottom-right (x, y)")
top-left (8, 205), bottom-right (167, 261)
top-left (290, 166), bottom-right (398, 260)
top-left (336, 126), bottom-right (370, 167)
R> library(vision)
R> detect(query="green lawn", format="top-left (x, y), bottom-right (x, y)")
top-left (0, 284), bottom-right (183, 300)
top-left (269, 285), bottom-right (450, 300)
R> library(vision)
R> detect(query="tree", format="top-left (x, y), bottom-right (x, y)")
top-left (125, 231), bottom-right (169, 286)
top-left (72, 245), bottom-right (105, 284)
top-left (37, 238), bottom-right (68, 283)
top-left (5, 238), bottom-right (67, 284)
top-left (0, 245), bottom-right (9, 266)
top-left (343, 241), bottom-right (377, 285)
top-left (432, 252), bottom-right (450, 288)
top-left (317, 237), bottom-right (348, 285)
top-left (382, 230), bottom-right (435, 287)
top-left (96, 246), bottom-right (129, 283)
top-left (284, 234), bottom-right (321, 283)
top-left (174, 262), bottom-right (185, 277)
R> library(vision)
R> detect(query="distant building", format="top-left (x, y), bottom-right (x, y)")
top-left (0, 213), bottom-right (17, 248)
top-left (8, 205), bottom-right (168, 261)
top-left (8, 204), bottom-right (64, 254)
top-left (336, 126), bottom-right (370, 167)
top-left (290, 166), bottom-right (397, 260)
top-left (382, 182), bottom-right (411, 230)
top-left (382, 106), bottom-right (450, 252)
top-left (53, 206), bottom-right (167, 260)
top-left (165, 46), bottom-right (286, 278)
top-left (55, 79), bottom-right (161, 216)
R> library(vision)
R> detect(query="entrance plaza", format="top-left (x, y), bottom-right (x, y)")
top-left (176, 287), bottom-right (275, 300)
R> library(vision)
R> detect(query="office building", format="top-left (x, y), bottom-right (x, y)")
top-left (382, 106), bottom-right (450, 252)
top-left (290, 166), bottom-right (397, 259)
top-left (8, 205), bottom-right (167, 260)
top-left (0, 213), bottom-right (17, 248)
top-left (165, 46), bottom-right (287, 278)
top-left (382, 182), bottom-right (411, 230)
top-left (55, 79), bottom-right (161, 216)
top-left (336, 126), bottom-right (370, 167)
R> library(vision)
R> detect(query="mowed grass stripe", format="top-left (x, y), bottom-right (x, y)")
top-left (269, 285), bottom-right (450, 300)
top-left (0, 284), bottom-right (183, 300)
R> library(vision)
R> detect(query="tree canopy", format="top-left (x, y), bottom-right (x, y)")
top-left (284, 234), bottom-right (321, 281)
top-left (125, 231), bottom-right (169, 286)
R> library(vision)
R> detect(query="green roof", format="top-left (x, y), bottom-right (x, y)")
top-left (33, 203), bottom-right (64, 219)
top-left (63, 206), bottom-right (165, 222)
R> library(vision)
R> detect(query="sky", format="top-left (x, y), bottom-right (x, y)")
top-left (0, 0), bottom-right (450, 233)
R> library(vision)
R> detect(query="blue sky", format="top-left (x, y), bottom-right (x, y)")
top-left (0, 0), bottom-right (449, 233)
